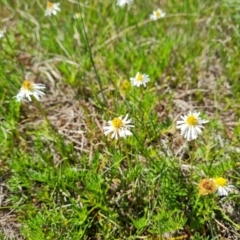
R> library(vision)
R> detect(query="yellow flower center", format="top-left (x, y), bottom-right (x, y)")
top-left (47, 1), bottom-right (53, 9)
top-left (156, 11), bottom-right (161, 17)
top-left (74, 13), bottom-right (81, 19)
top-left (214, 177), bottom-right (227, 187)
top-left (112, 118), bottom-right (123, 129)
top-left (136, 74), bottom-right (143, 82)
top-left (22, 81), bottom-right (33, 91)
top-left (186, 115), bottom-right (198, 126)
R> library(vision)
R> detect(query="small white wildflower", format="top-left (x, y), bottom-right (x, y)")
top-left (130, 72), bottom-right (150, 87)
top-left (176, 111), bottom-right (209, 141)
top-left (117, 0), bottom-right (133, 7)
top-left (150, 8), bottom-right (166, 21)
top-left (73, 13), bottom-right (84, 19)
top-left (14, 80), bottom-right (46, 102)
top-left (0, 29), bottom-right (6, 39)
top-left (213, 177), bottom-right (234, 197)
top-left (45, 2), bottom-right (60, 17)
top-left (103, 114), bottom-right (134, 140)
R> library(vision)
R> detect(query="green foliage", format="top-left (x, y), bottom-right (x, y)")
top-left (0, 0), bottom-right (239, 239)
top-left (149, 207), bottom-right (187, 236)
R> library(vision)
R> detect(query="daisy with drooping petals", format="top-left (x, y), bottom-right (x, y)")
top-left (14, 80), bottom-right (46, 102)
top-left (176, 111), bottom-right (209, 141)
top-left (213, 177), bottom-right (233, 197)
top-left (150, 8), bottom-right (166, 21)
top-left (130, 72), bottom-right (150, 87)
top-left (45, 2), bottom-right (60, 16)
top-left (103, 114), bottom-right (134, 140)
top-left (0, 29), bottom-right (6, 39)
top-left (117, 0), bottom-right (134, 7)
top-left (198, 178), bottom-right (217, 196)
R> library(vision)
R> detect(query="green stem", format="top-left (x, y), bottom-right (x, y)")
top-left (216, 206), bottom-right (240, 230)
top-left (32, 97), bottom-right (57, 138)
top-left (76, 0), bottom-right (106, 106)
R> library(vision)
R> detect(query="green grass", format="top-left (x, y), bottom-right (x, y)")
top-left (1, 0), bottom-right (240, 239)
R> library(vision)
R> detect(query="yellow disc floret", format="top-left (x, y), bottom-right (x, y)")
top-left (214, 177), bottom-right (227, 187)
top-left (75, 13), bottom-right (81, 19)
top-left (156, 10), bottom-right (161, 17)
top-left (112, 118), bottom-right (123, 129)
top-left (22, 81), bottom-right (33, 91)
top-left (47, 1), bottom-right (53, 8)
top-left (136, 74), bottom-right (143, 82)
top-left (186, 115), bottom-right (198, 126)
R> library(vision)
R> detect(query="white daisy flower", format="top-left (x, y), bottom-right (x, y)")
top-left (150, 8), bottom-right (166, 21)
top-left (176, 111), bottom-right (209, 141)
top-left (103, 114), bottom-right (134, 140)
top-left (73, 13), bottom-right (83, 19)
top-left (0, 29), bottom-right (6, 39)
top-left (130, 72), bottom-right (150, 87)
top-left (45, 2), bottom-right (60, 17)
top-left (213, 177), bottom-right (233, 197)
top-left (117, 0), bottom-right (134, 7)
top-left (14, 80), bottom-right (46, 102)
